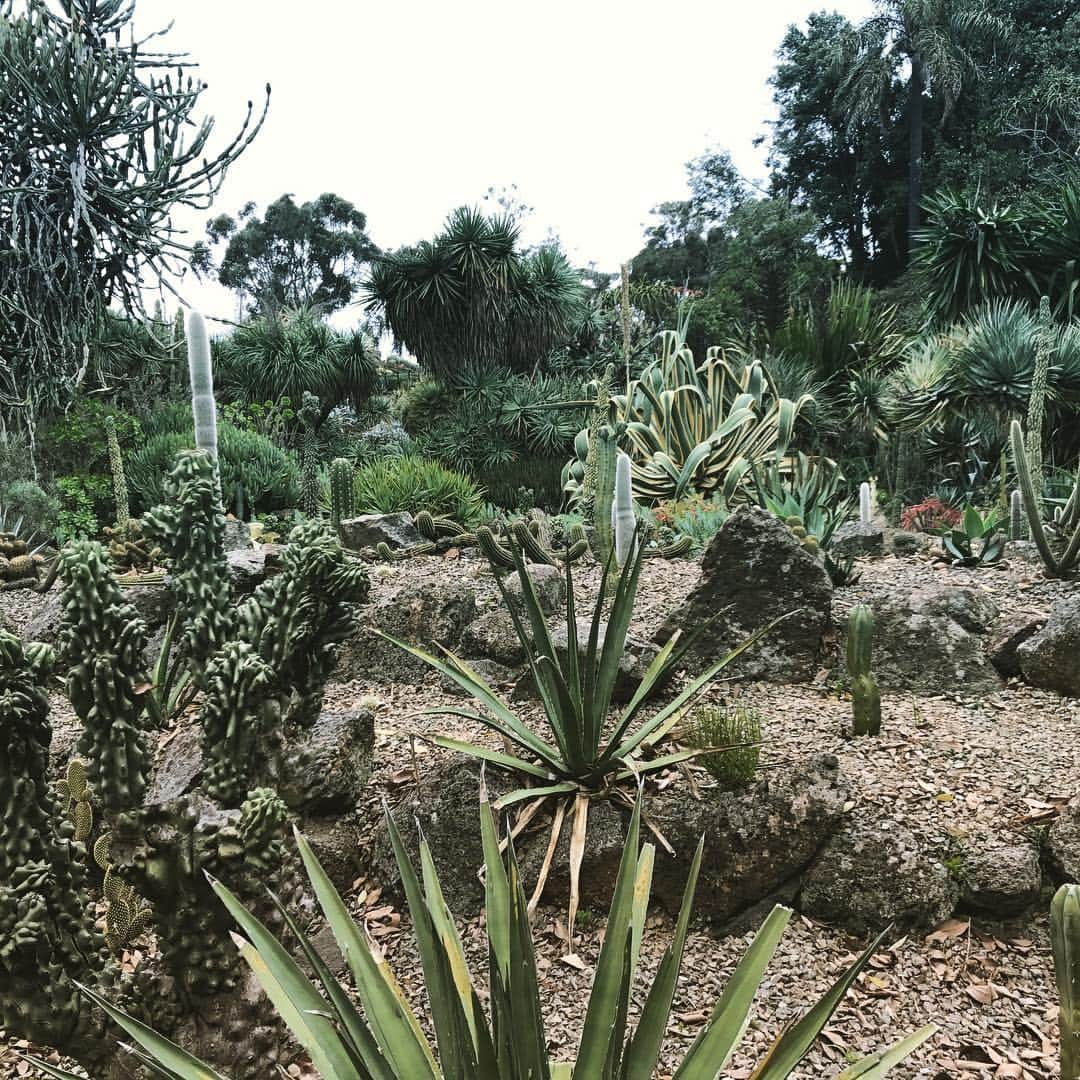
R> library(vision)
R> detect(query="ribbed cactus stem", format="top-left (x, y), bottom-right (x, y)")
top-left (580, 364), bottom-right (614, 524)
top-left (329, 458), bottom-right (354, 532)
top-left (1052, 884), bottom-right (1080, 1079)
top-left (594, 423), bottom-right (618, 569)
top-left (847, 604), bottom-right (881, 736)
top-left (105, 415), bottom-right (129, 527)
top-left (1010, 489), bottom-right (1024, 541)
top-left (186, 311), bottom-right (217, 461)
top-left (1026, 296), bottom-right (1052, 508)
top-left (612, 451), bottom-right (635, 567)
top-left (858, 482), bottom-right (872, 525)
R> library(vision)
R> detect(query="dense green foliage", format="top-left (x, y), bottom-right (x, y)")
top-left (353, 454), bottom-right (486, 525)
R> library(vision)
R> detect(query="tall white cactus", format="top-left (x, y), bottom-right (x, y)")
top-left (187, 310), bottom-right (218, 460)
top-left (859, 481), bottom-right (873, 525)
top-left (612, 451), bottom-right (635, 567)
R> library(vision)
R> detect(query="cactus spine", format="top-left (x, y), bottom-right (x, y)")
top-left (1011, 419), bottom-right (1080, 577)
top-left (1053, 884), bottom-right (1080, 1079)
top-left (847, 604), bottom-right (881, 736)
top-left (186, 310), bottom-right (218, 461)
top-left (1010, 489), bottom-right (1024, 540)
top-left (1026, 296), bottom-right (1053, 508)
top-left (105, 415), bottom-right (129, 527)
top-left (613, 450), bottom-right (635, 567)
top-left (859, 481), bottom-right (872, 525)
top-left (329, 457), bottom-right (354, 531)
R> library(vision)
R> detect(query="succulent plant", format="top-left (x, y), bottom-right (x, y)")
top-left (187, 310), bottom-right (218, 461)
top-left (56, 759), bottom-right (94, 842)
top-left (1053, 883), bottom-right (1080, 1080)
top-left (105, 414), bottom-right (130, 528)
top-left (859, 481), bottom-right (873, 525)
top-left (299, 391), bottom-right (321, 517)
top-left (328, 457), bottom-right (354, 531)
top-left (1010, 488), bottom-right (1024, 540)
top-left (1025, 296), bottom-right (1053, 507)
top-left (846, 604), bottom-right (881, 736)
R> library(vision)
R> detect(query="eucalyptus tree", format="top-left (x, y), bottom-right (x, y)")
top-left (364, 207), bottom-right (586, 378)
top-left (0, 0), bottom-right (269, 432)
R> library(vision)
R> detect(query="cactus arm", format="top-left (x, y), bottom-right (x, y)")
top-left (612, 452), bottom-right (635, 567)
top-left (186, 311), bottom-right (218, 461)
top-left (329, 458), bottom-right (354, 532)
top-left (1011, 420), bottom-right (1063, 574)
top-left (593, 423), bottom-right (617, 567)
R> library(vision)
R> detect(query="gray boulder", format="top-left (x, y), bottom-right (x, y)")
top-left (832, 521), bottom-right (884, 558)
top-left (222, 519), bottom-right (252, 552)
top-left (280, 708), bottom-right (375, 814)
top-left (989, 615), bottom-right (1046, 679)
top-left (461, 610), bottom-right (527, 667)
top-left (862, 584), bottom-right (1001, 693)
top-left (800, 818), bottom-right (958, 934)
top-left (959, 843), bottom-right (1042, 917)
top-left (147, 719), bottom-right (205, 805)
top-left (339, 512), bottom-right (422, 552)
top-left (504, 563), bottom-right (566, 615)
top-left (889, 529), bottom-right (931, 555)
top-left (1047, 803), bottom-right (1080, 881)
top-left (1017, 594), bottom-right (1080, 696)
top-left (655, 508), bottom-right (833, 681)
top-left (226, 544), bottom-right (280, 595)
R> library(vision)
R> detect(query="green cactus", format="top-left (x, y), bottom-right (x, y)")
top-left (1026, 296), bottom-right (1053, 508)
top-left (613, 450), bottom-right (636, 567)
top-left (299, 391), bottom-right (322, 518)
top-left (1010, 489), bottom-right (1024, 541)
top-left (187, 310), bottom-right (218, 461)
top-left (580, 363), bottom-right (614, 524)
top-left (59, 540), bottom-right (151, 814)
top-left (645, 534), bottom-right (693, 559)
top-left (105, 415), bottom-right (130, 528)
top-left (477, 524), bottom-right (516, 570)
top-left (846, 604), bottom-right (881, 736)
top-left (239, 787), bottom-right (290, 874)
top-left (593, 422), bottom-right (618, 568)
top-left (93, 832), bottom-right (153, 953)
top-left (511, 519), bottom-right (558, 565)
top-left (56, 759), bottom-right (94, 841)
top-left (1053, 883), bottom-right (1080, 1079)
top-left (329, 457), bottom-right (354, 531)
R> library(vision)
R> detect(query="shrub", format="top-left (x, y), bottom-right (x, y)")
top-left (0, 479), bottom-right (60, 539)
top-left (684, 703), bottom-right (762, 786)
top-left (900, 496), bottom-right (962, 533)
top-left (353, 454), bottom-right (485, 525)
top-left (54, 474), bottom-right (112, 541)
top-left (39, 398), bottom-right (142, 476)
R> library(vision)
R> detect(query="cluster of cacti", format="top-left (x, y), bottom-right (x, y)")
top-left (1010, 419), bottom-right (1080, 577)
top-left (1053, 884), bottom-right (1080, 1080)
top-left (784, 513), bottom-right (821, 555)
top-left (329, 456), bottom-right (355, 530)
top-left (238, 786), bottom-right (290, 874)
top-left (1025, 296), bottom-right (1053, 508)
top-left (0, 531), bottom-right (46, 587)
top-left (0, 629), bottom-right (117, 1061)
top-left (57, 759), bottom-right (94, 841)
top-left (93, 832), bottom-right (153, 953)
top-left (103, 515), bottom-right (162, 573)
top-left (846, 604), bottom-right (881, 736)
top-left (105, 414), bottom-right (130, 528)
top-left (683, 703), bottom-right (762, 786)
top-left (859, 481), bottom-right (873, 525)
top-left (299, 390), bottom-right (322, 517)
top-left (59, 540), bottom-right (151, 814)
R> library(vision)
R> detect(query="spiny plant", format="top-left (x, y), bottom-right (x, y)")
top-left (187, 310), bottom-right (219, 461)
top-left (941, 506), bottom-right (1006, 567)
top-left (1010, 488), bottom-right (1025, 540)
top-left (859, 480), bottom-right (873, 524)
top-left (847, 604), bottom-right (881, 737)
top-left (299, 390), bottom-right (322, 517)
top-left (683, 703), bottom-right (762, 787)
top-left (328, 456), bottom-right (354, 531)
top-left (1052, 884), bottom-right (1080, 1080)
top-left (93, 832), bottom-right (153, 954)
top-left (1026, 296), bottom-right (1054, 505)
top-left (29, 796), bottom-right (936, 1080)
top-left (105, 414), bottom-right (130, 527)
top-left (59, 540), bottom-right (151, 814)
top-left (578, 362), bottom-right (615, 525)
top-left (56, 759), bottom-right (94, 842)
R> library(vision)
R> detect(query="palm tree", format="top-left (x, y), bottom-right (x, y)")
top-left (836, 0), bottom-right (1008, 253)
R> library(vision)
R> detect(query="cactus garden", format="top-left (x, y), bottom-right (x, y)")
top-left (3, 1), bottom-right (1080, 1077)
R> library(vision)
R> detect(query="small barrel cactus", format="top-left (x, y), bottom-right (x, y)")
top-left (846, 604), bottom-right (881, 736)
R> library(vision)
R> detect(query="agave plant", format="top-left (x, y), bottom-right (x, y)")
top-left (940, 506), bottom-right (1005, 567)
top-left (30, 796), bottom-right (937, 1079)
top-left (750, 451), bottom-right (852, 545)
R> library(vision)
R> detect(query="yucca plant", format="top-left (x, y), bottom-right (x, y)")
top-left (30, 795), bottom-right (936, 1080)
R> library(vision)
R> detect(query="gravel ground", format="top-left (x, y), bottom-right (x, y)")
top-left (2, 540), bottom-right (1076, 1079)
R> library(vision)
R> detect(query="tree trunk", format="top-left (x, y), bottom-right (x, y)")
top-left (906, 51), bottom-right (926, 256)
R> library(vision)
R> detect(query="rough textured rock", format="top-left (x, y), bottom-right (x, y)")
top-left (301, 814), bottom-right (365, 894)
top-left (338, 512), bottom-right (422, 552)
top-left (280, 709), bottom-right (375, 813)
top-left (655, 508), bottom-right (833, 682)
top-left (959, 844), bottom-right (1042, 917)
top-left (336, 577), bottom-right (478, 683)
top-left (512, 619), bottom-right (663, 705)
top-left (226, 545), bottom-right (280, 595)
top-left (147, 719), bottom-right (205, 805)
top-left (989, 616), bottom-right (1046, 679)
top-left (800, 818), bottom-right (958, 935)
top-left (223, 519), bottom-right (252, 552)
top-left (504, 563), bottom-right (566, 616)
top-left (24, 577), bottom-right (175, 647)
top-left (1017, 594), bottom-right (1080, 696)
top-left (376, 755), bottom-right (848, 923)
top-left (832, 521), bottom-right (885, 557)
top-left (889, 529), bottom-right (931, 555)
top-left (864, 584), bottom-right (1001, 693)
top-left (1047, 802), bottom-right (1080, 881)
top-left (461, 610), bottom-right (527, 666)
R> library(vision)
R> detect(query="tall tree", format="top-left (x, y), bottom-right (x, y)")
top-left (837, 0), bottom-right (1007, 251)
top-left (0, 0), bottom-right (268, 427)
top-left (192, 192), bottom-right (378, 316)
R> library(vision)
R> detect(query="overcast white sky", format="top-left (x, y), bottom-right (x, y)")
top-left (134, 0), bottom-right (875, 325)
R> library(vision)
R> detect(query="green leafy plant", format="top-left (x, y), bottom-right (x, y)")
top-left (750, 451), bottom-right (851, 545)
top-left (353, 454), bottom-right (486, 526)
top-left (29, 796), bottom-right (936, 1079)
top-left (683, 703), bottom-right (762, 786)
top-left (940, 506), bottom-right (1005, 566)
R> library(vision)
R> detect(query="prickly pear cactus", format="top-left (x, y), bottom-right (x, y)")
top-left (57, 759), bottom-right (94, 841)
top-left (0, 629), bottom-right (116, 1059)
top-left (59, 540), bottom-right (151, 814)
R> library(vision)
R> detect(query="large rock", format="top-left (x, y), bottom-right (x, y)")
top-left (338, 513), bottom-right (422, 552)
top-left (223, 518), bottom-right (252, 552)
top-left (504, 563), bottom-right (566, 616)
top-left (861, 584), bottom-right (1001, 693)
top-left (335, 577), bottom-right (478, 683)
top-left (655, 508), bottom-right (833, 681)
top-left (375, 755), bottom-right (848, 922)
top-left (226, 544), bottom-right (281, 595)
top-left (959, 843), bottom-right (1042, 917)
top-left (147, 719), bottom-right (205, 805)
top-left (800, 818), bottom-right (958, 935)
top-left (24, 576), bottom-right (175, 647)
top-left (989, 615), bottom-right (1046, 679)
top-left (1047, 803), bottom-right (1080, 881)
top-left (832, 521), bottom-right (884, 558)
top-left (1017, 594), bottom-right (1080, 696)
top-left (279, 709), bottom-right (374, 814)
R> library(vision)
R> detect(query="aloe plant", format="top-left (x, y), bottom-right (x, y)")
top-left (30, 795), bottom-right (936, 1079)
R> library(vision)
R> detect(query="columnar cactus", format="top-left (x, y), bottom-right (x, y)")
top-left (59, 540), bottom-right (151, 813)
top-left (847, 604), bottom-right (881, 736)
top-left (859, 481), bottom-right (873, 525)
top-left (613, 450), bottom-right (635, 567)
top-left (0, 629), bottom-right (115, 1058)
top-left (580, 363), bottom-right (614, 524)
top-left (105, 414), bottom-right (129, 527)
top-left (1052, 884), bottom-right (1080, 1079)
top-left (187, 310), bottom-right (218, 460)
top-left (329, 457), bottom-right (354, 531)
top-left (299, 391), bottom-right (321, 517)
top-left (593, 422), bottom-right (619, 568)
top-left (1010, 489), bottom-right (1024, 541)
top-left (1026, 296), bottom-right (1053, 508)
